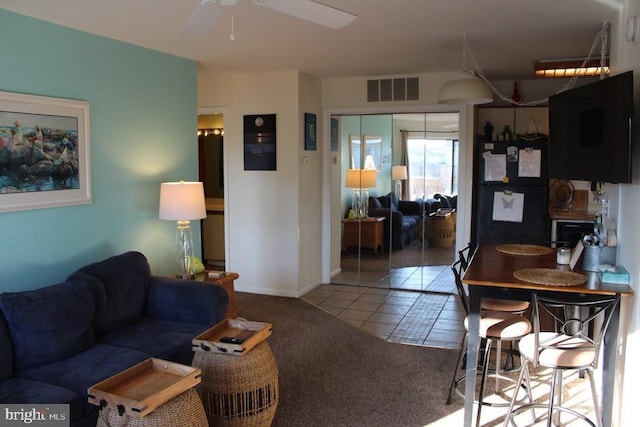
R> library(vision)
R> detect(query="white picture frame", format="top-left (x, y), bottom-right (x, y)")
top-left (0, 91), bottom-right (91, 213)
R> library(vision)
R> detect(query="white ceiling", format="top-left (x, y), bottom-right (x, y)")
top-left (1, 0), bottom-right (623, 79)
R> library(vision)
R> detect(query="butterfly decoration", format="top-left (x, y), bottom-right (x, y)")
top-left (501, 197), bottom-right (514, 209)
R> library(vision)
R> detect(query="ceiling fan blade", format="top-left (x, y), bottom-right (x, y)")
top-left (183, 0), bottom-right (224, 34)
top-left (254, 0), bottom-right (357, 29)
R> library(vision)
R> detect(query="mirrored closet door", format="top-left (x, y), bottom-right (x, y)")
top-left (332, 112), bottom-right (459, 290)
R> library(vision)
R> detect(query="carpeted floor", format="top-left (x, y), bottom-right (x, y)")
top-left (235, 292), bottom-right (462, 427)
top-left (234, 292), bottom-right (597, 427)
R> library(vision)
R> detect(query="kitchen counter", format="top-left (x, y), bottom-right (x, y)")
top-left (549, 209), bottom-right (595, 222)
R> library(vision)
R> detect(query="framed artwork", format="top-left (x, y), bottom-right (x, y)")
top-left (330, 118), bottom-right (338, 152)
top-left (244, 114), bottom-right (276, 171)
top-left (349, 134), bottom-right (382, 170)
top-left (0, 91), bottom-right (91, 213)
top-left (304, 113), bottom-right (316, 150)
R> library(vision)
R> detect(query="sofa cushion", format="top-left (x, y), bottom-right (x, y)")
top-left (69, 251), bottom-right (151, 336)
top-left (369, 197), bottom-right (383, 209)
top-left (0, 377), bottom-right (85, 423)
top-left (15, 343), bottom-right (150, 397)
top-left (99, 317), bottom-right (209, 365)
top-left (0, 315), bottom-right (12, 380)
top-left (377, 195), bottom-right (391, 209)
top-left (0, 280), bottom-right (96, 370)
top-left (388, 192), bottom-right (400, 211)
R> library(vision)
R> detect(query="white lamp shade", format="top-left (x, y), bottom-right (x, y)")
top-left (437, 71), bottom-right (493, 105)
top-left (345, 169), bottom-right (360, 188)
top-left (159, 181), bottom-right (207, 220)
top-left (345, 169), bottom-right (377, 188)
top-left (360, 169), bottom-right (377, 188)
top-left (392, 165), bottom-right (408, 180)
top-left (364, 155), bottom-right (377, 170)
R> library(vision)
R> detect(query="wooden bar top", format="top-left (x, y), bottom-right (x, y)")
top-left (463, 245), bottom-right (633, 296)
top-left (549, 209), bottom-right (595, 221)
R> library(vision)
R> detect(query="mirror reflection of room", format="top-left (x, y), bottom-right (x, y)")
top-left (334, 112), bottom-right (459, 291)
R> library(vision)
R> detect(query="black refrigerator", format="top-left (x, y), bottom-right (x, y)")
top-left (471, 137), bottom-right (550, 246)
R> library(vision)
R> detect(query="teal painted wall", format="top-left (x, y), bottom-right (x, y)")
top-left (0, 11), bottom-right (199, 291)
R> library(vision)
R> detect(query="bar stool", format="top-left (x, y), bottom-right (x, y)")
top-left (503, 293), bottom-right (620, 427)
top-left (447, 259), bottom-right (532, 427)
top-left (459, 243), bottom-right (530, 371)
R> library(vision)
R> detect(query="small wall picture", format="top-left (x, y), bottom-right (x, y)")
top-left (304, 113), bottom-right (316, 151)
top-left (330, 117), bottom-right (338, 152)
top-left (244, 114), bottom-right (276, 171)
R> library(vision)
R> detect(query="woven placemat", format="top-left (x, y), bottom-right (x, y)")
top-left (513, 268), bottom-right (587, 287)
top-left (496, 244), bottom-right (554, 256)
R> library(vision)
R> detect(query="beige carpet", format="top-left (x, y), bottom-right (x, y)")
top-left (235, 292), bottom-right (598, 427)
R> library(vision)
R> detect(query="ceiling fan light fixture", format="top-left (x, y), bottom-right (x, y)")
top-left (437, 71), bottom-right (493, 105)
top-left (253, 0), bottom-right (357, 29)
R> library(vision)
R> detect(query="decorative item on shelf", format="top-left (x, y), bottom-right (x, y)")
top-left (190, 256), bottom-right (205, 274)
top-left (392, 165), bottom-right (407, 201)
top-left (501, 125), bottom-right (513, 141)
top-left (483, 121), bottom-right (494, 141)
top-left (159, 181), bottom-right (207, 279)
top-left (511, 82), bottom-right (521, 102)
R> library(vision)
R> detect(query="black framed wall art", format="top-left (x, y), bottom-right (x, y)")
top-left (244, 114), bottom-right (276, 171)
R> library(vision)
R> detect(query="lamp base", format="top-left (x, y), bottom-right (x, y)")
top-left (395, 180), bottom-right (403, 201)
top-left (176, 220), bottom-right (194, 280)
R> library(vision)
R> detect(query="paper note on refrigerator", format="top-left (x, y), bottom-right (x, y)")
top-left (483, 152), bottom-right (506, 181)
top-left (518, 148), bottom-right (541, 177)
top-left (492, 191), bottom-right (524, 222)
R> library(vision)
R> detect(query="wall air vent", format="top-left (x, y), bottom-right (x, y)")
top-left (367, 77), bottom-right (419, 102)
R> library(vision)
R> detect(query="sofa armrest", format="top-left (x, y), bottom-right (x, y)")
top-left (367, 207), bottom-right (393, 219)
top-left (146, 276), bottom-right (229, 326)
top-left (397, 200), bottom-right (422, 217)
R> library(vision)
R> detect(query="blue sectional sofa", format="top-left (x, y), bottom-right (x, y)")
top-left (0, 251), bottom-right (229, 427)
top-left (368, 192), bottom-right (423, 250)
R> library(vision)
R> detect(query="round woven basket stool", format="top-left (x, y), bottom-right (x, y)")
top-left (426, 215), bottom-right (454, 248)
top-left (96, 387), bottom-right (207, 427)
top-left (192, 340), bottom-right (279, 427)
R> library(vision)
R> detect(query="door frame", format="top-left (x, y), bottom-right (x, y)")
top-left (321, 104), bottom-right (475, 285)
top-left (198, 106), bottom-right (229, 268)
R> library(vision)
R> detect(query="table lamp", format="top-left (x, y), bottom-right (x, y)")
top-left (392, 165), bottom-right (408, 201)
top-left (159, 181), bottom-right (207, 279)
top-left (360, 169), bottom-right (377, 218)
top-left (345, 169), bottom-right (361, 219)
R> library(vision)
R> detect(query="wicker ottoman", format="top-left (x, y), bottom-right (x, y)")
top-left (96, 388), bottom-right (207, 427)
top-left (192, 341), bottom-right (279, 427)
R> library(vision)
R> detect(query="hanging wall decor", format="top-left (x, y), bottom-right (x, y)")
top-left (304, 112), bottom-right (316, 151)
top-left (244, 114), bottom-right (276, 171)
top-left (0, 91), bottom-right (91, 213)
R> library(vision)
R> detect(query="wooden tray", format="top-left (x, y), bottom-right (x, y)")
top-left (192, 318), bottom-right (272, 356)
top-left (496, 244), bottom-right (554, 256)
top-left (87, 358), bottom-right (201, 417)
top-left (513, 268), bottom-right (587, 287)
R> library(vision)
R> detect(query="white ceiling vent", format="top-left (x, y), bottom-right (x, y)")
top-left (367, 77), bottom-right (419, 102)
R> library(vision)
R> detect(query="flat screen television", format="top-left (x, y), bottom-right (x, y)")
top-left (548, 71), bottom-right (634, 184)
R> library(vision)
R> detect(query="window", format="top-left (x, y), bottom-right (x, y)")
top-left (406, 137), bottom-right (458, 200)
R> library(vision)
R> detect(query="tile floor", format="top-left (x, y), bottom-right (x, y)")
top-left (302, 265), bottom-right (466, 349)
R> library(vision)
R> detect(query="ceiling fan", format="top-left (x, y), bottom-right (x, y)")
top-left (184, 0), bottom-right (357, 34)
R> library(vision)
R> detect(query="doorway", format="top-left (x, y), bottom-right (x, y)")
top-left (332, 112), bottom-right (460, 291)
top-left (198, 111), bottom-right (226, 270)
